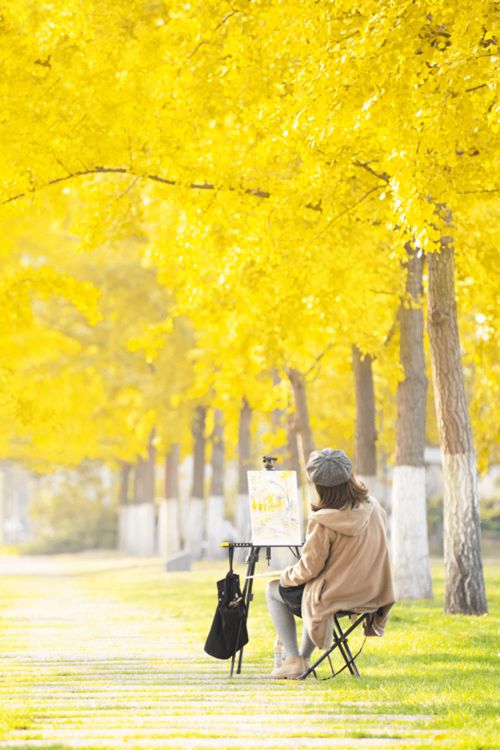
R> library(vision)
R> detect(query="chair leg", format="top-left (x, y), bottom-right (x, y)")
top-left (334, 618), bottom-right (360, 678)
top-left (299, 637), bottom-right (344, 681)
top-left (337, 630), bottom-right (361, 678)
top-left (298, 649), bottom-right (330, 679)
top-left (349, 653), bottom-right (361, 679)
top-left (299, 613), bottom-right (368, 680)
top-left (326, 652), bottom-right (335, 676)
top-left (299, 631), bottom-right (351, 680)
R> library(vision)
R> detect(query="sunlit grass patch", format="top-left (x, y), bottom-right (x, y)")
top-left (0, 557), bottom-right (498, 749)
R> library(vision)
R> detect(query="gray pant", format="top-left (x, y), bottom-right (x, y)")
top-left (266, 579), bottom-right (316, 659)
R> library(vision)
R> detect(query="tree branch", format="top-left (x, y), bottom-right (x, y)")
top-left (1, 165), bottom-right (326, 210)
top-left (465, 83), bottom-right (488, 93)
top-left (303, 343), bottom-right (333, 382)
top-left (2, 167), bottom-right (129, 205)
top-left (353, 160), bottom-right (391, 184)
top-left (457, 187), bottom-right (499, 194)
top-left (303, 184), bottom-right (385, 251)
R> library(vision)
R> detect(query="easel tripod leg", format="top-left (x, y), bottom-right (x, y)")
top-left (228, 546), bottom-right (259, 677)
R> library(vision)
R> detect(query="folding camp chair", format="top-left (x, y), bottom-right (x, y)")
top-left (299, 611), bottom-right (370, 680)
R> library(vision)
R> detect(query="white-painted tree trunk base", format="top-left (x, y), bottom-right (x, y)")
top-left (391, 466), bottom-right (433, 600)
top-left (157, 499), bottom-right (181, 558)
top-left (117, 506), bottom-right (128, 552)
top-left (119, 506), bottom-right (134, 555)
top-left (118, 504), bottom-right (156, 557)
top-left (185, 496), bottom-right (205, 559)
top-left (206, 495), bottom-right (227, 559)
top-left (166, 497), bottom-right (182, 555)
top-left (442, 451), bottom-right (487, 614)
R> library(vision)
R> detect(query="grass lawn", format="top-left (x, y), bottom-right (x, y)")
top-left (0, 554), bottom-right (498, 749)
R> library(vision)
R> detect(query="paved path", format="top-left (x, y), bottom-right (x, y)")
top-left (0, 555), bottom-right (435, 749)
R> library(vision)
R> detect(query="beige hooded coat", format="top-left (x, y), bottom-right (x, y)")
top-left (280, 497), bottom-right (395, 649)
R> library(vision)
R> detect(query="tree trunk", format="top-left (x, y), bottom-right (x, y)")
top-left (352, 345), bottom-right (377, 477)
top-left (187, 406), bottom-right (207, 558)
top-left (207, 409), bottom-right (228, 558)
top-left (427, 235), bottom-right (487, 615)
top-left (161, 443), bottom-right (181, 556)
top-left (271, 394), bottom-right (287, 465)
top-left (237, 398), bottom-right (252, 542)
top-left (133, 459), bottom-right (144, 504)
top-left (391, 245), bottom-right (433, 600)
top-left (127, 430), bottom-right (157, 555)
top-left (117, 462), bottom-right (131, 552)
top-left (270, 385), bottom-right (305, 565)
top-left (271, 372), bottom-right (301, 477)
top-left (287, 367), bottom-right (316, 467)
top-left (165, 443), bottom-right (180, 499)
top-left (191, 407), bottom-right (206, 499)
top-left (142, 428), bottom-right (156, 503)
top-left (351, 345), bottom-right (390, 509)
top-left (118, 462), bottom-right (131, 506)
top-left (132, 430), bottom-right (156, 504)
top-left (287, 411), bottom-right (301, 478)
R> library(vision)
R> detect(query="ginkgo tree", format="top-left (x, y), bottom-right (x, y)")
top-left (0, 0), bottom-right (498, 612)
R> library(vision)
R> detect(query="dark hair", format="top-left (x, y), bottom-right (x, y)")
top-left (311, 474), bottom-right (369, 512)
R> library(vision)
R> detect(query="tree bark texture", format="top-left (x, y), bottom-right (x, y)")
top-left (164, 443), bottom-right (180, 500)
top-left (237, 398), bottom-right (252, 543)
top-left (133, 430), bottom-right (156, 504)
top-left (188, 406), bottom-right (207, 558)
top-left (207, 409), bottom-right (226, 558)
top-left (287, 367), bottom-right (316, 466)
top-left (270, 372), bottom-right (301, 477)
top-left (118, 462), bottom-right (131, 506)
top-left (162, 443), bottom-right (181, 556)
top-left (271, 403), bottom-right (287, 464)
top-left (117, 463), bottom-right (130, 552)
top-left (352, 346), bottom-right (377, 477)
top-left (269, 383), bottom-right (305, 547)
top-left (126, 431), bottom-right (157, 554)
top-left (427, 241), bottom-right (487, 615)
top-left (210, 409), bottom-right (224, 498)
top-left (391, 246), bottom-right (433, 600)
top-left (396, 247), bottom-right (428, 466)
top-left (190, 406), bottom-right (206, 500)
top-left (237, 399), bottom-right (252, 495)
top-left (287, 412), bottom-right (302, 478)
top-left (133, 460), bottom-right (144, 505)
top-left (142, 429), bottom-right (156, 503)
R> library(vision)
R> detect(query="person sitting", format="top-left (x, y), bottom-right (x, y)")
top-left (266, 448), bottom-right (395, 679)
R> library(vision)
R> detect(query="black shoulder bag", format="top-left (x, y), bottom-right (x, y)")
top-left (204, 568), bottom-right (249, 660)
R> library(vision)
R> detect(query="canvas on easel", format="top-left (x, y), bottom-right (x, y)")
top-left (247, 470), bottom-right (302, 546)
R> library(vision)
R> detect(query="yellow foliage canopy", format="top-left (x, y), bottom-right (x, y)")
top-left (0, 1), bottom-right (498, 467)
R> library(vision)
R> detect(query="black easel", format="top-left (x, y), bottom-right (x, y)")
top-left (222, 542), bottom-right (302, 676)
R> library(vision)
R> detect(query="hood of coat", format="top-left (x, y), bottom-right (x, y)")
top-left (311, 498), bottom-right (375, 537)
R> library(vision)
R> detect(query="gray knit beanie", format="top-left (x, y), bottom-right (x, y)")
top-left (306, 448), bottom-right (353, 487)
